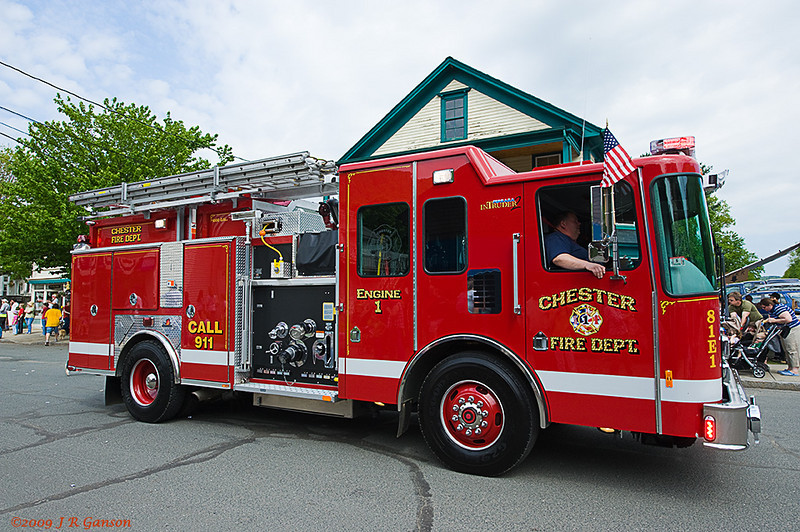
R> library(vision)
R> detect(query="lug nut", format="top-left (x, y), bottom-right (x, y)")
top-left (480, 421), bottom-right (488, 428)
top-left (452, 405), bottom-right (459, 411)
top-left (456, 424), bottom-right (464, 431)
top-left (468, 396), bottom-right (475, 402)
top-left (458, 398), bottom-right (465, 405)
top-left (452, 415), bottom-right (459, 422)
top-left (482, 410), bottom-right (489, 417)
top-left (465, 429), bottom-right (472, 436)
top-left (477, 401), bottom-right (483, 407)
top-left (475, 428), bottom-right (482, 435)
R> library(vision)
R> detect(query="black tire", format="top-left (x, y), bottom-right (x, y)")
top-left (418, 352), bottom-right (539, 476)
top-left (120, 340), bottom-right (185, 423)
top-left (752, 366), bottom-right (766, 379)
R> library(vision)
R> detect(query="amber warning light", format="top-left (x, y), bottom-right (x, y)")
top-left (650, 136), bottom-right (696, 156)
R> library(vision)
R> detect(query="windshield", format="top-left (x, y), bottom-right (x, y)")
top-left (650, 174), bottom-right (716, 295)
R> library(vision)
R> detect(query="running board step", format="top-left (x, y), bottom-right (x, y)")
top-left (234, 382), bottom-right (339, 402)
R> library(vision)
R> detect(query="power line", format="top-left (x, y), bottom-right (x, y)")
top-left (0, 105), bottom-right (42, 125)
top-left (0, 59), bottom-right (247, 162)
top-left (0, 130), bottom-right (21, 144)
top-left (0, 120), bottom-right (29, 137)
top-left (0, 102), bottom-right (171, 171)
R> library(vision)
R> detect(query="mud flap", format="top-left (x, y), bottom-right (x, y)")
top-left (105, 376), bottom-right (122, 405)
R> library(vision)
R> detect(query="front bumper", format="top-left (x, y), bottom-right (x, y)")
top-left (702, 359), bottom-right (761, 450)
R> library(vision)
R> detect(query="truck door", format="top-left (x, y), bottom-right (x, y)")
top-left (525, 179), bottom-right (657, 434)
top-left (69, 252), bottom-right (113, 370)
top-left (339, 163), bottom-right (414, 404)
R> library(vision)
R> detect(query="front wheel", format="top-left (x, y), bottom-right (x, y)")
top-left (418, 352), bottom-right (539, 476)
top-left (120, 340), bottom-right (185, 423)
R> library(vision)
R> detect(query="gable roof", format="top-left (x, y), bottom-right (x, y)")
top-left (339, 57), bottom-right (603, 164)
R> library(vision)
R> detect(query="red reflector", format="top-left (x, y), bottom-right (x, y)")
top-left (143, 317), bottom-right (154, 327)
top-left (704, 415), bottom-right (716, 441)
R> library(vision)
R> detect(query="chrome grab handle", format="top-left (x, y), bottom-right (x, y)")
top-left (512, 233), bottom-right (521, 315)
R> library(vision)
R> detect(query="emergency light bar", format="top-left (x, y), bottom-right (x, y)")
top-left (650, 136), bottom-right (696, 156)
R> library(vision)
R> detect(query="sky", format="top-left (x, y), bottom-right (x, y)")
top-left (1, 0), bottom-right (798, 276)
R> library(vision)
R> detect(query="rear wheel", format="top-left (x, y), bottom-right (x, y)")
top-left (418, 352), bottom-right (539, 476)
top-left (120, 340), bottom-right (185, 423)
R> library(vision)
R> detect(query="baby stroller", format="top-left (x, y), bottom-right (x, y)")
top-left (726, 324), bottom-right (782, 379)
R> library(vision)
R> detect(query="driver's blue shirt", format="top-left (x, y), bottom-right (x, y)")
top-left (544, 230), bottom-right (588, 267)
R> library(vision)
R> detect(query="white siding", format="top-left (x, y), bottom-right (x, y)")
top-left (373, 85), bottom-right (550, 157)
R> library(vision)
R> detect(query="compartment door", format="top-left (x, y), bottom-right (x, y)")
top-left (181, 241), bottom-right (232, 384)
top-left (69, 252), bottom-right (113, 370)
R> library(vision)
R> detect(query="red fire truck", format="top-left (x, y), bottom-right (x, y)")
top-left (66, 144), bottom-right (760, 476)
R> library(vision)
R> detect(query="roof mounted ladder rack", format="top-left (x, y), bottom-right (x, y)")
top-left (69, 151), bottom-right (338, 219)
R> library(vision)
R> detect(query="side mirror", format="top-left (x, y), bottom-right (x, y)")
top-left (588, 241), bottom-right (609, 263)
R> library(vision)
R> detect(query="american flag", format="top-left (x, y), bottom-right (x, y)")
top-left (602, 128), bottom-right (636, 187)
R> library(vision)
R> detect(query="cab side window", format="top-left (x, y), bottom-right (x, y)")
top-left (423, 197), bottom-right (467, 274)
top-left (537, 181), bottom-right (640, 271)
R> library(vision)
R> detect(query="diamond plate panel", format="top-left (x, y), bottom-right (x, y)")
top-left (254, 211), bottom-right (325, 237)
top-left (114, 314), bottom-right (182, 368)
top-left (160, 242), bottom-right (184, 308)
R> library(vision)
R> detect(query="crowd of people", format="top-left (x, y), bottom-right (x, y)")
top-left (726, 291), bottom-right (800, 377)
top-left (0, 296), bottom-right (70, 344)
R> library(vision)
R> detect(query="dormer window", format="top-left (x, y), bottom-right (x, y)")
top-left (440, 89), bottom-right (469, 142)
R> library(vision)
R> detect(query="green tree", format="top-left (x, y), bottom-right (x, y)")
top-left (705, 192), bottom-right (761, 279)
top-left (696, 162), bottom-right (760, 279)
top-left (0, 95), bottom-right (234, 277)
top-left (785, 248), bottom-right (800, 278)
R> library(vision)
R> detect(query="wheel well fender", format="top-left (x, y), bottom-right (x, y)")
top-left (397, 334), bottom-right (549, 429)
top-left (116, 331), bottom-right (181, 384)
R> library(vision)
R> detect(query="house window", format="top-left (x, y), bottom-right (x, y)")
top-left (534, 153), bottom-right (561, 168)
top-left (440, 90), bottom-right (468, 142)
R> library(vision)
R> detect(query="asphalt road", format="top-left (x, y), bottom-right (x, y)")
top-left (1, 341), bottom-right (798, 531)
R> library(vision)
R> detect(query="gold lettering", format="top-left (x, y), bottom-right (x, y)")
top-left (606, 292), bottom-right (619, 308)
top-left (593, 289), bottom-right (606, 304)
top-left (564, 337), bottom-right (575, 350)
top-left (578, 287), bottom-right (592, 302)
top-left (620, 296), bottom-right (636, 312)
top-left (627, 340), bottom-right (639, 354)
top-left (575, 337), bottom-right (586, 351)
top-left (565, 289), bottom-right (578, 304)
top-left (188, 321), bottom-right (197, 334)
top-left (553, 291), bottom-right (566, 307)
top-left (539, 296), bottom-right (551, 310)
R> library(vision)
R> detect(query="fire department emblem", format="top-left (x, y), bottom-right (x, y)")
top-left (569, 304), bottom-right (603, 336)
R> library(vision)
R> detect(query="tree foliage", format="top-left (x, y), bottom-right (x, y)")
top-left (705, 193), bottom-right (761, 278)
top-left (785, 248), bottom-right (800, 278)
top-left (0, 95), bottom-right (234, 278)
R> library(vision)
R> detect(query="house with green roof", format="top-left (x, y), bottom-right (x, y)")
top-left (339, 57), bottom-right (603, 171)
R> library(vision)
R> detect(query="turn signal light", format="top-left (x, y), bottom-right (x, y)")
top-left (704, 415), bottom-right (716, 441)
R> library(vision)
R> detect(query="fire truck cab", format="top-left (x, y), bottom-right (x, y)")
top-left (67, 146), bottom-right (760, 476)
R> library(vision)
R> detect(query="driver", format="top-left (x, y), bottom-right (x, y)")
top-left (544, 211), bottom-right (605, 279)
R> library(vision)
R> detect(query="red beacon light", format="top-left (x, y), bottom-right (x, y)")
top-left (73, 234), bottom-right (91, 250)
top-left (650, 136), bottom-right (696, 157)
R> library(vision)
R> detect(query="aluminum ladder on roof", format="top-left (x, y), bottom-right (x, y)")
top-left (69, 151), bottom-right (338, 219)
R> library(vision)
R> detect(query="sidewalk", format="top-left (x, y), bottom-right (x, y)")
top-left (739, 361), bottom-right (800, 391)
top-left (0, 322), bottom-right (68, 346)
